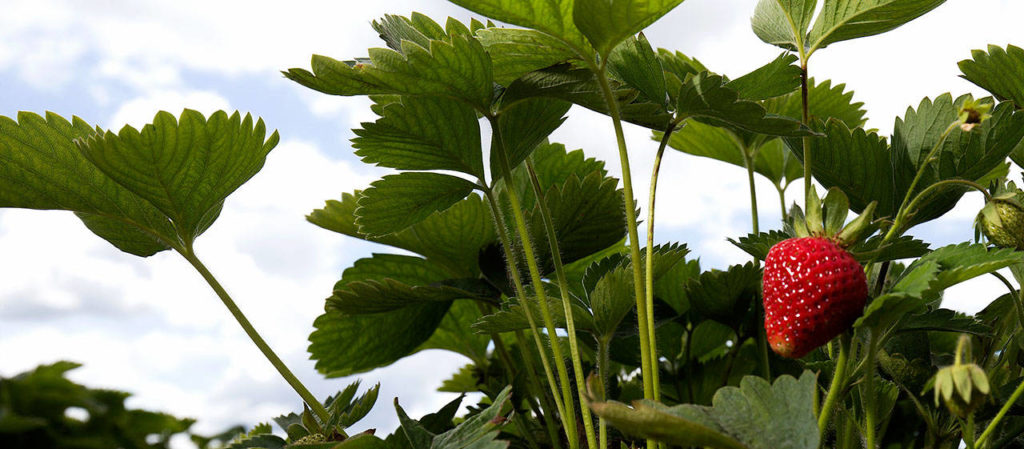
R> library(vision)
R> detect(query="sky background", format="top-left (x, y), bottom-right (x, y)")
top-left (1, 0), bottom-right (1022, 447)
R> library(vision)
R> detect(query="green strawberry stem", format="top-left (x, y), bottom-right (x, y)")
top-left (179, 246), bottom-right (331, 423)
top-left (597, 336), bottom-right (612, 449)
top-left (976, 376), bottom-right (1024, 447)
top-left (480, 186), bottom-right (572, 442)
top-left (864, 331), bottom-right (879, 449)
top-left (800, 63), bottom-right (812, 201)
top-left (743, 151), bottom-right (760, 234)
top-left (489, 116), bottom-right (581, 449)
top-left (902, 179), bottom-right (992, 228)
top-left (595, 66), bottom-right (656, 403)
top-left (516, 329), bottom-right (566, 449)
top-left (962, 415), bottom-right (977, 449)
top-left (883, 121), bottom-right (961, 242)
top-left (489, 330), bottom-right (544, 449)
top-left (776, 185), bottom-right (789, 221)
top-left (817, 333), bottom-right (851, 438)
top-left (524, 158), bottom-right (599, 449)
top-left (646, 124), bottom-right (681, 401)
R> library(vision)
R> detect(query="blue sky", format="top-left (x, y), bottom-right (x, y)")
top-left (1, 0), bottom-right (1022, 447)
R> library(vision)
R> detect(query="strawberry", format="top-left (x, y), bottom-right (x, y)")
top-left (763, 237), bottom-right (867, 358)
top-left (761, 187), bottom-right (875, 359)
top-left (976, 180), bottom-right (1024, 250)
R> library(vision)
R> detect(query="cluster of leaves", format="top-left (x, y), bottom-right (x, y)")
top-left (0, 362), bottom-right (194, 449)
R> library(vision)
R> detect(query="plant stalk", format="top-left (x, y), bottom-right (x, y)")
top-left (883, 121), bottom-right (960, 243)
top-left (179, 246), bottom-right (330, 423)
top-left (818, 333), bottom-right (851, 440)
top-left (597, 336), bottom-right (612, 449)
top-left (481, 186), bottom-right (571, 437)
top-left (976, 376), bottom-right (1024, 447)
top-left (800, 62), bottom-right (812, 200)
top-left (524, 158), bottom-right (598, 449)
top-left (646, 125), bottom-right (680, 401)
top-left (594, 67), bottom-right (655, 403)
top-left (744, 152), bottom-right (760, 234)
top-left (489, 117), bottom-right (580, 449)
top-left (864, 331), bottom-right (879, 449)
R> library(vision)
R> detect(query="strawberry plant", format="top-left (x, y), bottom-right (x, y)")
top-left (3, 1), bottom-right (1024, 449)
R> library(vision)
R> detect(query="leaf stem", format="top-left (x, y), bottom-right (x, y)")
top-left (800, 62), bottom-right (812, 201)
top-left (777, 184), bottom-right (789, 222)
top-left (488, 116), bottom-right (580, 449)
top-left (594, 65), bottom-right (655, 404)
top-left (516, 330), bottom-right (566, 449)
top-left (480, 186), bottom-right (571, 437)
top-left (884, 121), bottom-right (961, 241)
top-left (744, 151), bottom-right (760, 234)
top-left (597, 336), bottom-right (611, 449)
top-left (646, 124), bottom-right (680, 401)
top-left (818, 333), bottom-right (851, 441)
top-left (976, 362), bottom-right (1024, 447)
top-left (178, 246), bottom-right (330, 423)
top-left (864, 331), bottom-right (879, 449)
top-left (524, 158), bottom-right (598, 449)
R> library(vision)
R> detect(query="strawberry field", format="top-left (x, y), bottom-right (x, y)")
top-left (3, 1), bottom-right (1024, 448)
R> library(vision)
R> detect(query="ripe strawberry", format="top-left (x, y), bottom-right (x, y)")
top-left (763, 237), bottom-right (868, 359)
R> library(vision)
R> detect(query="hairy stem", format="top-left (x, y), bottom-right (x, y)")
top-left (179, 246), bottom-right (330, 423)
top-left (597, 336), bottom-right (611, 449)
top-left (490, 328), bottom-right (543, 449)
top-left (489, 117), bottom-right (580, 449)
top-left (818, 333), bottom-right (851, 441)
top-left (516, 330), bottom-right (566, 449)
top-left (646, 125), bottom-right (679, 401)
top-left (864, 331), bottom-right (879, 449)
top-left (800, 62), bottom-right (812, 200)
top-left (524, 158), bottom-right (598, 449)
top-left (595, 66), bottom-right (654, 403)
top-left (481, 187), bottom-right (570, 438)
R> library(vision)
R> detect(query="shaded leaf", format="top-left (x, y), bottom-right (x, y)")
top-left (685, 263), bottom-right (761, 327)
top-left (355, 173), bottom-right (477, 237)
top-left (608, 34), bottom-right (668, 108)
top-left (728, 230), bottom-right (790, 261)
top-left (750, 0), bottom-right (817, 52)
top-left (352, 96), bottom-right (484, 177)
top-left (491, 98), bottom-right (571, 180)
top-left (725, 52), bottom-right (802, 101)
top-left (676, 73), bottom-right (815, 137)
top-left (477, 28), bottom-right (578, 85)
top-left (902, 242), bottom-right (1024, 291)
top-left (573, 0), bottom-right (686, 57)
top-left (431, 386), bottom-right (513, 449)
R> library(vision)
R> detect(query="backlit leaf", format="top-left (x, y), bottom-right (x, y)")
top-left (355, 173), bottom-right (477, 237)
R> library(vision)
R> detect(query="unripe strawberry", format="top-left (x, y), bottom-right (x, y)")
top-left (977, 194), bottom-right (1024, 250)
top-left (763, 237), bottom-right (868, 358)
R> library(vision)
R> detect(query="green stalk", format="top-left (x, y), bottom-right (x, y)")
top-left (818, 333), bottom-right (851, 441)
top-left (976, 374), bottom-right (1024, 447)
top-left (597, 336), bottom-right (611, 449)
top-left (524, 158), bottom-right (598, 449)
top-left (490, 329), bottom-right (543, 449)
top-left (800, 62), bottom-right (812, 200)
top-left (963, 415), bottom-right (977, 449)
top-left (744, 152), bottom-right (760, 234)
top-left (179, 246), bottom-right (330, 423)
top-left (516, 330), bottom-right (566, 449)
top-left (488, 117), bottom-right (580, 449)
top-left (881, 121), bottom-right (960, 243)
top-left (777, 184), bottom-right (788, 222)
top-left (646, 125), bottom-right (679, 401)
top-left (481, 187), bottom-right (571, 433)
top-left (990, 272), bottom-right (1024, 334)
top-left (594, 67), bottom-right (655, 402)
top-left (864, 331), bottom-right (879, 449)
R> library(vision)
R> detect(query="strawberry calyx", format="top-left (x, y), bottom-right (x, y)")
top-left (976, 180), bottom-right (1024, 250)
top-left (788, 186), bottom-right (879, 249)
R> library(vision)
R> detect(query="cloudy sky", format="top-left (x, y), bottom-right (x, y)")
top-left (1, 0), bottom-right (1022, 447)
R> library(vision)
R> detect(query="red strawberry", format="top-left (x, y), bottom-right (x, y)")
top-left (762, 237), bottom-right (867, 359)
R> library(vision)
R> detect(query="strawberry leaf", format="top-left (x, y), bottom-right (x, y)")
top-left (684, 263), bottom-right (761, 327)
top-left (750, 0), bottom-right (817, 52)
top-left (959, 44), bottom-right (1024, 109)
top-left (725, 52), bottom-right (802, 101)
top-left (477, 28), bottom-right (578, 86)
top-left (805, 0), bottom-right (946, 55)
top-left (728, 230), bottom-right (790, 261)
top-left (590, 371), bottom-right (819, 449)
top-left (901, 242), bottom-right (1024, 291)
top-left (355, 173), bottom-right (477, 237)
top-left (448, 0), bottom-right (590, 52)
top-left (608, 34), bottom-right (669, 109)
top-left (572, 0), bottom-right (685, 58)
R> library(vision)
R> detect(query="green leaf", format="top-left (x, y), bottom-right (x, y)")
top-left (573, 0), bottom-right (686, 57)
top-left (855, 261), bottom-right (938, 331)
top-left (822, 187), bottom-right (850, 235)
top-left (591, 371), bottom-right (819, 449)
top-left (750, 0), bottom-right (817, 52)
top-left (326, 254), bottom-right (493, 314)
top-left (448, 0), bottom-right (590, 51)
top-left (959, 44), bottom-right (1024, 108)
top-left (806, 0), bottom-right (946, 55)
top-left (676, 73), bottom-right (815, 137)
top-left (395, 401), bottom-right (435, 449)
top-left (491, 98), bottom-right (571, 181)
top-left (286, 30), bottom-right (493, 109)
top-left (420, 300), bottom-right (492, 364)
top-left (431, 386), bottom-right (513, 449)
top-left (766, 78), bottom-right (867, 128)
top-left (355, 173), bottom-right (477, 237)
top-left (590, 267), bottom-right (637, 336)
top-left (352, 96), bottom-right (484, 177)
top-left (309, 302), bottom-right (452, 378)
top-left (0, 112), bottom-right (180, 255)
top-left (786, 119), bottom-right (897, 217)
top-left (608, 34), bottom-right (668, 108)
top-left (728, 230), bottom-right (790, 261)
top-left (473, 294), bottom-right (597, 334)
top-left (726, 53), bottom-right (802, 101)
top-left (337, 384), bottom-right (381, 428)
top-left (901, 242), bottom-right (1024, 291)
top-left (78, 109), bottom-right (279, 245)
top-left (476, 28), bottom-right (578, 85)
top-left (372, 14), bottom-right (448, 52)
top-left (848, 235), bottom-right (930, 263)
top-left (309, 192), bottom-right (496, 277)
top-left (654, 258), bottom-right (700, 314)
top-left (685, 263), bottom-right (761, 327)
